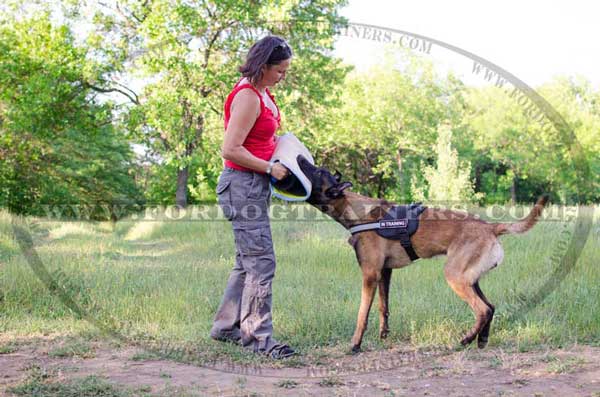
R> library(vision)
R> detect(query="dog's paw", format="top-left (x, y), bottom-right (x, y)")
top-left (379, 329), bottom-right (389, 339)
top-left (350, 345), bottom-right (361, 355)
top-left (460, 335), bottom-right (476, 346)
top-left (477, 335), bottom-right (489, 349)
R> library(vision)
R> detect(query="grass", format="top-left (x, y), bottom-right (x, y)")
top-left (131, 351), bottom-right (162, 361)
top-left (0, 341), bottom-right (18, 354)
top-left (7, 373), bottom-right (200, 397)
top-left (0, 204), bottom-right (598, 366)
top-left (318, 376), bottom-right (344, 387)
top-left (546, 356), bottom-right (587, 374)
top-left (275, 379), bottom-right (299, 389)
top-left (8, 363), bottom-right (127, 397)
top-left (47, 340), bottom-right (95, 358)
top-left (8, 375), bottom-right (127, 397)
top-left (7, 363), bottom-right (206, 397)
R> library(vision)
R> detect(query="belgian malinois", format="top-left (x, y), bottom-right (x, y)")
top-left (297, 155), bottom-right (548, 353)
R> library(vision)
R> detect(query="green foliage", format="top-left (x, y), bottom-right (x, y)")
top-left (87, 0), bottom-right (349, 206)
top-left (309, 51), bottom-right (466, 202)
top-left (412, 122), bottom-right (480, 203)
top-left (462, 77), bottom-right (599, 204)
top-left (0, 12), bottom-right (142, 218)
top-left (536, 76), bottom-right (600, 203)
top-left (1, 2), bottom-right (598, 210)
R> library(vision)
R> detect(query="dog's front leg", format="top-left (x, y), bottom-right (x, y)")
top-left (351, 267), bottom-right (380, 353)
top-left (378, 268), bottom-right (392, 339)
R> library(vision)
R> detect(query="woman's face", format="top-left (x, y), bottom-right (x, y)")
top-left (261, 58), bottom-right (291, 87)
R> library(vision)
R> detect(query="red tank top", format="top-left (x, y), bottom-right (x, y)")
top-left (223, 79), bottom-right (281, 172)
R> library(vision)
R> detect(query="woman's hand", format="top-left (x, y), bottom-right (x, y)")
top-left (270, 163), bottom-right (289, 181)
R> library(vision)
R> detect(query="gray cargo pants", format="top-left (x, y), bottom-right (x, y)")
top-left (210, 167), bottom-right (286, 354)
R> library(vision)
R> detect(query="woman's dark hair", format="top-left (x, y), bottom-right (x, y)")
top-left (239, 36), bottom-right (293, 85)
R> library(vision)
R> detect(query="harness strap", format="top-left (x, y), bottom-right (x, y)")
top-left (397, 230), bottom-right (419, 261)
top-left (349, 222), bottom-right (380, 234)
top-left (349, 222), bottom-right (420, 261)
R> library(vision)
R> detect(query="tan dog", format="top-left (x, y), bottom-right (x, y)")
top-left (297, 155), bottom-right (548, 353)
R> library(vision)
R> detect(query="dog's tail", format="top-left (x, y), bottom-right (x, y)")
top-left (493, 195), bottom-right (549, 236)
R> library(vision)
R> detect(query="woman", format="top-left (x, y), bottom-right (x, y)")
top-left (210, 36), bottom-right (296, 359)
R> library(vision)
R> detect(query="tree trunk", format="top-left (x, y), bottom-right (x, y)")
top-left (396, 149), bottom-right (405, 200)
top-left (510, 174), bottom-right (517, 205)
top-left (176, 166), bottom-right (189, 208)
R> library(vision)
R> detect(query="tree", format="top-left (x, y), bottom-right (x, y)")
top-left (85, 0), bottom-right (349, 207)
top-left (463, 76), bottom-right (600, 204)
top-left (312, 51), bottom-right (466, 202)
top-left (0, 12), bottom-right (142, 217)
top-left (535, 76), bottom-right (600, 203)
top-left (411, 122), bottom-right (479, 203)
top-left (462, 86), bottom-right (532, 203)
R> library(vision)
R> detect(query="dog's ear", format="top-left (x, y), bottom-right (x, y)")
top-left (368, 201), bottom-right (393, 219)
top-left (333, 170), bottom-right (342, 182)
top-left (325, 181), bottom-right (353, 199)
top-left (369, 206), bottom-right (386, 219)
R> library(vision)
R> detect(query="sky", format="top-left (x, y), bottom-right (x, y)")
top-left (334, 0), bottom-right (600, 88)
top-left (60, 0), bottom-right (600, 95)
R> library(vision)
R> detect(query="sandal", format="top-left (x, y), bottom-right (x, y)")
top-left (268, 345), bottom-right (297, 360)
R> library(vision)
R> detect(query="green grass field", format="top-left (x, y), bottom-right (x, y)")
top-left (1, 204), bottom-right (598, 366)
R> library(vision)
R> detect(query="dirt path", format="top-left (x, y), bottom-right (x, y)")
top-left (1, 340), bottom-right (599, 396)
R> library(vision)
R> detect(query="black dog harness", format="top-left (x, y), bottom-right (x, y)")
top-left (349, 203), bottom-right (427, 261)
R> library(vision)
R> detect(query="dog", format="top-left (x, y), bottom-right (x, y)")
top-left (297, 155), bottom-right (548, 353)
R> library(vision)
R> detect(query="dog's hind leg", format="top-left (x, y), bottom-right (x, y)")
top-left (474, 281), bottom-right (495, 348)
top-left (378, 268), bottom-right (392, 339)
top-left (444, 256), bottom-right (494, 347)
top-left (474, 241), bottom-right (503, 348)
top-left (351, 267), bottom-right (381, 353)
